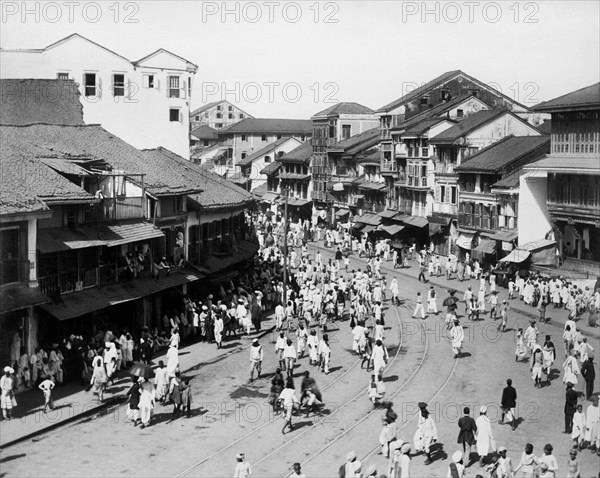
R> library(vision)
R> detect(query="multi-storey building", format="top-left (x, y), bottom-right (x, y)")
top-left (190, 125), bottom-right (219, 150)
top-left (520, 83), bottom-right (600, 274)
top-left (0, 33), bottom-right (197, 159)
top-left (454, 136), bottom-right (550, 262)
top-left (190, 100), bottom-right (252, 130)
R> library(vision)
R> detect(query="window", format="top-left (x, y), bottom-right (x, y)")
top-left (456, 109), bottom-right (464, 118)
top-left (241, 134), bottom-right (247, 142)
top-left (451, 186), bottom-right (457, 204)
top-left (264, 155), bottom-right (271, 163)
top-left (57, 72), bottom-right (69, 80)
top-left (195, 115), bottom-right (200, 121)
top-left (241, 152), bottom-right (247, 159)
top-left (216, 123), bottom-right (223, 128)
top-left (112, 74), bottom-right (125, 97)
top-left (167, 75), bottom-right (180, 98)
top-left (277, 134), bottom-right (282, 140)
top-left (420, 96), bottom-right (429, 105)
top-left (239, 114), bottom-right (244, 119)
top-left (441, 89), bottom-right (450, 101)
top-left (204, 112), bottom-right (209, 118)
top-left (228, 105), bottom-right (233, 111)
top-left (262, 135), bottom-right (267, 142)
top-left (203, 140), bottom-right (209, 147)
top-left (329, 121), bottom-right (336, 138)
top-left (217, 105), bottom-right (222, 111)
top-left (0, 228), bottom-right (20, 285)
top-left (301, 135), bottom-right (306, 141)
top-left (216, 113), bottom-right (222, 119)
top-left (421, 147), bottom-right (429, 158)
top-left (342, 125), bottom-right (351, 140)
top-left (169, 108), bottom-right (181, 122)
top-left (143, 74), bottom-right (156, 89)
top-left (84, 73), bottom-right (97, 97)
top-left (228, 114), bottom-right (234, 119)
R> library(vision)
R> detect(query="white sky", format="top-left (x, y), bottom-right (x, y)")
top-left (1, 0), bottom-right (599, 118)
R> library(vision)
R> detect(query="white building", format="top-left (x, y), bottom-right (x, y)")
top-left (190, 100), bottom-right (253, 130)
top-left (0, 33), bottom-right (197, 159)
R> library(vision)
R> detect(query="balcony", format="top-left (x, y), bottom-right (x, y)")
top-left (39, 267), bottom-right (103, 296)
top-left (406, 176), bottom-right (429, 189)
top-left (0, 260), bottom-right (30, 286)
top-left (435, 162), bottom-right (456, 176)
top-left (547, 199), bottom-right (600, 219)
top-left (433, 203), bottom-right (458, 215)
top-left (312, 191), bottom-right (328, 201)
top-left (394, 144), bottom-right (408, 158)
top-left (381, 161), bottom-right (398, 173)
top-left (363, 201), bottom-right (385, 213)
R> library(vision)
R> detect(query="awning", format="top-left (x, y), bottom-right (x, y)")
top-left (358, 182), bottom-right (388, 191)
top-left (379, 210), bottom-right (400, 219)
top-left (429, 223), bottom-right (445, 235)
top-left (355, 214), bottom-right (382, 226)
top-left (207, 269), bottom-right (239, 284)
top-left (488, 231), bottom-right (518, 242)
top-left (37, 221), bottom-right (165, 253)
top-left (335, 209), bottom-right (350, 218)
top-left (456, 234), bottom-right (474, 250)
top-left (332, 182), bottom-right (345, 192)
top-left (40, 269), bottom-right (202, 320)
top-left (500, 249), bottom-right (531, 263)
top-left (261, 192), bottom-right (279, 203)
top-left (352, 223), bottom-right (365, 231)
top-left (402, 216), bottom-right (428, 228)
top-left (382, 224), bottom-right (405, 236)
top-left (473, 238), bottom-right (496, 255)
top-left (519, 239), bottom-right (556, 252)
top-left (288, 198), bottom-right (310, 207)
top-left (1, 287), bottom-right (51, 315)
top-left (362, 225), bottom-right (377, 234)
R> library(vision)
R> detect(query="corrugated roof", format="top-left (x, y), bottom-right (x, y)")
top-left (190, 125), bottom-right (218, 140)
top-left (524, 156), bottom-right (600, 173)
top-left (328, 127), bottom-right (380, 154)
top-left (455, 136), bottom-right (550, 173)
top-left (429, 110), bottom-right (508, 144)
top-left (395, 94), bottom-right (486, 129)
top-left (0, 79), bottom-right (84, 126)
top-left (402, 117), bottom-right (454, 137)
top-left (533, 83), bottom-right (600, 112)
top-left (261, 161), bottom-right (282, 175)
top-left (143, 148), bottom-right (254, 210)
top-left (220, 118), bottom-right (312, 135)
top-left (312, 102), bottom-right (374, 119)
top-left (491, 169), bottom-right (522, 189)
top-left (278, 141), bottom-right (313, 164)
top-left (377, 70), bottom-right (462, 113)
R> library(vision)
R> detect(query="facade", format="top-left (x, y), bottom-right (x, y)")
top-left (0, 33), bottom-right (197, 158)
top-left (190, 100), bottom-right (252, 130)
top-left (190, 125), bottom-right (219, 150)
top-left (275, 142), bottom-right (314, 219)
top-left (520, 83), bottom-right (600, 273)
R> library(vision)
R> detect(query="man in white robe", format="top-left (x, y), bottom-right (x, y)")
top-left (450, 319), bottom-right (464, 358)
top-left (475, 406), bottom-right (495, 466)
top-left (585, 396), bottom-right (600, 453)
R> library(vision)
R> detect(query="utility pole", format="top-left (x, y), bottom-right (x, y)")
top-left (282, 184), bottom-right (289, 308)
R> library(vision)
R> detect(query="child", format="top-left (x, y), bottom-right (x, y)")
top-left (571, 405), bottom-right (586, 450)
top-left (180, 379), bottom-right (192, 418)
top-left (38, 377), bottom-right (55, 413)
top-left (566, 448), bottom-right (581, 478)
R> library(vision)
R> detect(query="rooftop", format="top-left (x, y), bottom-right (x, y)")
top-left (312, 102), bottom-right (375, 119)
top-left (491, 169), bottom-right (522, 189)
top-left (533, 83), bottom-right (600, 113)
top-left (190, 101), bottom-right (252, 118)
top-left (524, 156), bottom-right (600, 174)
top-left (327, 127), bottom-right (380, 155)
top-left (237, 137), bottom-right (297, 167)
top-left (455, 136), bottom-right (550, 173)
top-left (220, 118), bottom-right (312, 135)
top-left (278, 141), bottom-right (313, 164)
top-left (0, 79), bottom-right (84, 126)
top-left (190, 125), bottom-right (218, 140)
top-left (429, 109), bottom-right (509, 144)
top-left (402, 117), bottom-right (455, 137)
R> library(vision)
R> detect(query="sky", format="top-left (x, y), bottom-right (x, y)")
top-left (1, 0), bottom-right (599, 119)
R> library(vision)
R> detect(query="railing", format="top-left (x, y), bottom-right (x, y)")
top-left (433, 203), bottom-right (458, 215)
top-left (435, 162), bottom-right (456, 176)
top-left (407, 176), bottom-right (429, 188)
top-left (395, 144), bottom-right (408, 158)
top-left (0, 259), bottom-right (30, 286)
top-left (381, 161), bottom-right (398, 172)
top-left (38, 268), bottom-right (98, 296)
top-left (103, 197), bottom-right (144, 220)
top-left (548, 199), bottom-right (600, 212)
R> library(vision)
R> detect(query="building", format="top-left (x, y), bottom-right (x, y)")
top-left (190, 125), bottom-right (219, 150)
top-left (216, 118), bottom-right (312, 172)
top-left (190, 100), bottom-right (253, 130)
top-left (0, 33), bottom-right (197, 158)
top-left (454, 135), bottom-right (550, 262)
top-left (519, 83), bottom-right (600, 274)
top-left (236, 137), bottom-right (303, 193)
top-left (273, 142), bottom-right (314, 220)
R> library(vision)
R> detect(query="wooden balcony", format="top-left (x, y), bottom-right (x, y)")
top-left (547, 200), bottom-right (600, 220)
top-left (435, 162), bottom-right (456, 176)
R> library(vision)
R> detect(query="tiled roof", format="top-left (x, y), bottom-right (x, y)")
top-left (429, 110), bottom-right (508, 144)
top-left (261, 161), bottom-right (282, 175)
top-left (312, 102), bottom-right (374, 118)
top-left (533, 83), bottom-right (600, 112)
top-left (357, 150), bottom-right (381, 164)
top-left (190, 101), bottom-right (222, 117)
top-left (143, 148), bottom-right (254, 210)
top-left (278, 141), bottom-right (313, 164)
top-left (237, 137), bottom-right (295, 167)
top-left (328, 128), bottom-right (380, 154)
top-left (0, 79), bottom-right (84, 126)
top-left (190, 125), bottom-right (218, 140)
top-left (1, 124), bottom-right (205, 196)
top-left (377, 70), bottom-right (462, 113)
top-left (402, 117), bottom-right (453, 137)
top-left (537, 119), bottom-right (551, 135)
top-left (491, 169), bottom-right (522, 189)
top-left (455, 136), bottom-right (550, 173)
top-left (397, 94), bottom-right (485, 129)
top-left (524, 156), bottom-right (600, 173)
top-left (220, 118), bottom-right (312, 135)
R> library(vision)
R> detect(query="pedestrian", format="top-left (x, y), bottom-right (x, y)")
top-left (300, 371), bottom-right (322, 418)
top-left (38, 376), bottom-right (55, 413)
top-left (290, 462), bottom-right (305, 478)
top-left (214, 312), bottom-right (224, 349)
top-left (581, 356), bottom-right (595, 400)
top-left (584, 395), bottom-right (600, 455)
top-left (496, 446), bottom-right (514, 478)
top-left (126, 376), bottom-right (141, 426)
top-left (572, 404), bottom-right (586, 449)
top-left (427, 287), bottom-right (438, 315)
top-left (418, 260), bottom-right (427, 283)
top-left (538, 444), bottom-right (559, 478)
top-left (513, 443), bottom-right (539, 478)
top-left (166, 343), bottom-right (179, 378)
top-left (489, 291), bottom-right (498, 320)
top-left (371, 340), bottom-right (388, 378)
top-left (457, 407), bottom-right (477, 466)
top-left (233, 452), bottom-right (252, 478)
top-left (563, 350), bottom-right (581, 386)
top-left (530, 343), bottom-right (543, 388)
top-left (249, 338), bottom-right (263, 382)
top-left (318, 334), bottom-right (331, 374)
top-left (389, 441), bottom-right (410, 478)
top-left (180, 379), bottom-right (193, 418)
top-left (499, 300), bottom-right (509, 332)
top-left (339, 451), bottom-right (361, 478)
top-left (413, 402), bottom-right (437, 465)
top-left (542, 335), bottom-right (556, 384)
top-left (500, 378), bottom-right (517, 430)
top-left (448, 451), bottom-right (465, 478)
top-left (139, 377), bottom-right (155, 428)
top-left (169, 371), bottom-right (183, 417)
top-left (566, 448), bottom-right (581, 478)
top-left (269, 368), bottom-right (285, 412)
top-left (564, 381), bottom-right (578, 434)
top-left (515, 329), bottom-right (528, 361)
top-left (279, 377), bottom-right (300, 433)
top-left (413, 292), bottom-right (425, 319)
top-left (450, 319), bottom-right (464, 359)
top-left (154, 360), bottom-right (169, 404)
top-left (307, 329), bottom-right (319, 366)
top-left (90, 357), bottom-right (107, 402)
top-left (296, 323), bottom-right (308, 359)
top-left (284, 338), bottom-right (297, 378)
top-left (275, 331), bottom-right (286, 371)
top-left (475, 405), bottom-right (495, 467)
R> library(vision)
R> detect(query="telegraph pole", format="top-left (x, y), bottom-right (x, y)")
top-left (282, 184), bottom-right (289, 309)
